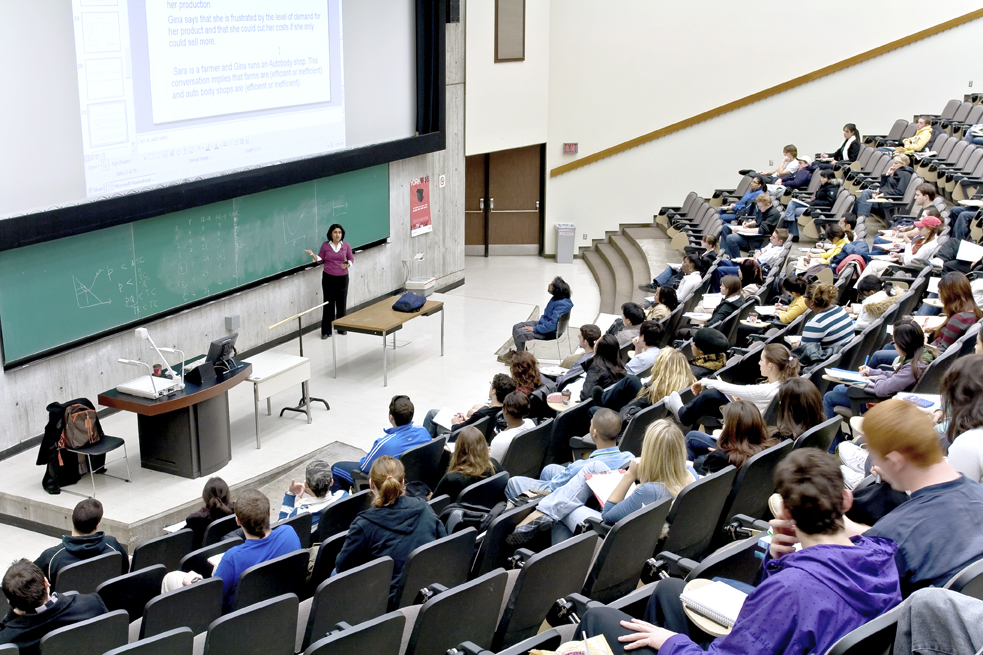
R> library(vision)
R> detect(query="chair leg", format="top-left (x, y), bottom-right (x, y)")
top-left (86, 455), bottom-right (96, 498)
top-left (122, 443), bottom-right (132, 483)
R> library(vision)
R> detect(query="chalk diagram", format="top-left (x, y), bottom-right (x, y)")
top-left (282, 210), bottom-right (310, 246)
top-left (73, 271), bottom-right (111, 308)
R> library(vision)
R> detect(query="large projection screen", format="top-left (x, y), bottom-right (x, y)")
top-left (0, 0), bottom-right (418, 222)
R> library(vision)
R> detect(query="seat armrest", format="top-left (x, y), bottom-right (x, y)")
top-left (579, 515), bottom-right (612, 537)
top-left (546, 593), bottom-right (603, 626)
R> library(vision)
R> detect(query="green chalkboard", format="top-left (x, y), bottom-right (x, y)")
top-left (0, 164), bottom-right (389, 364)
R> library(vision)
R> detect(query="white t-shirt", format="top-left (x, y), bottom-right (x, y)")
top-left (489, 418), bottom-right (536, 462)
top-left (676, 271), bottom-right (702, 303)
top-left (949, 428), bottom-right (983, 484)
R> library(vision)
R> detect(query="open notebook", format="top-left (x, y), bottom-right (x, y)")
top-left (680, 580), bottom-right (748, 628)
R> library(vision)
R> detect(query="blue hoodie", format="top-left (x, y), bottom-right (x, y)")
top-left (661, 536), bottom-right (901, 655)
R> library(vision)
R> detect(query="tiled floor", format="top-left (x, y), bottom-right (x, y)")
top-left (0, 254), bottom-right (612, 561)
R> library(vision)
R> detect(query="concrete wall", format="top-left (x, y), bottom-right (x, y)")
top-left (541, 2), bottom-right (983, 253)
top-left (0, 19), bottom-right (466, 454)
top-left (464, 0), bottom-right (550, 155)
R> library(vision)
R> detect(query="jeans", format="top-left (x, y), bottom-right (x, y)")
top-left (965, 135), bottom-right (983, 146)
top-left (915, 293), bottom-right (941, 316)
top-left (512, 320), bottom-right (552, 352)
top-left (685, 430), bottom-right (716, 461)
top-left (505, 463), bottom-right (566, 499)
top-left (719, 212), bottom-right (739, 224)
top-left (783, 199), bottom-right (808, 237)
top-left (537, 461), bottom-right (616, 544)
top-left (855, 188), bottom-right (875, 218)
top-left (653, 265), bottom-right (677, 287)
top-left (950, 206), bottom-right (976, 242)
top-left (823, 384), bottom-right (851, 419)
top-left (712, 265), bottom-right (740, 293)
top-left (868, 346), bottom-right (898, 369)
top-left (723, 233), bottom-right (752, 259)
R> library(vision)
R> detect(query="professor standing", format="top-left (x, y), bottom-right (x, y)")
top-left (305, 223), bottom-right (354, 339)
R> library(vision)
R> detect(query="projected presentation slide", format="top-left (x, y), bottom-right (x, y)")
top-left (2, 0), bottom-right (416, 220)
top-left (70, 0), bottom-right (344, 198)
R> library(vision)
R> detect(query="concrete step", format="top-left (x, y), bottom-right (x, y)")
top-left (597, 242), bottom-right (632, 311)
top-left (610, 234), bottom-right (651, 306)
top-left (624, 226), bottom-right (665, 242)
top-left (583, 249), bottom-right (616, 314)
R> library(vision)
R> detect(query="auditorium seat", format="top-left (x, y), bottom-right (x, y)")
top-left (308, 531), bottom-right (349, 594)
top-left (54, 551), bottom-right (125, 595)
top-left (230, 549), bottom-right (309, 612)
top-left (315, 490), bottom-right (372, 543)
top-left (40, 609), bottom-right (128, 655)
top-left (179, 537), bottom-right (243, 578)
top-left (131, 530), bottom-right (195, 573)
top-left (271, 512), bottom-right (313, 549)
top-left (501, 419), bottom-right (554, 478)
top-left (138, 577), bottom-right (223, 640)
top-left (304, 612), bottom-right (405, 655)
top-left (456, 472), bottom-right (509, 509)
top-left (200, 593), bottom-right (297, 655)
top-left (470, 503), bottom-right (540, 579)
top-left (201, 515), bottom-right (239, 548)
top-left (822, 605), bottom-right (900, 655)
top-left (391, 527), bottom-right (477, 610)
top-left (104, 627), bottom-right (193, 655)
top-left (96, 564), bottom-right (167, 623)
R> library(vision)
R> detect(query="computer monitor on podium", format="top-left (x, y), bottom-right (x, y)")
top-left (188, 333), bottom-right (238, 385)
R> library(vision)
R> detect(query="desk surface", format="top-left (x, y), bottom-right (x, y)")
top-left (98, 361), bottom-right (252, 416)
top-left (332, 297), bottom-right (444, 334)
top-left (244, 352), bottom-right (309, 381)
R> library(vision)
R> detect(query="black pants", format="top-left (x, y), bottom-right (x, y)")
top-left (594, 375), bottom-right (644, 413)
top-left (321, 272), bottom-right (349, 335)
top-left (678, 389), bottom-right (728, 428)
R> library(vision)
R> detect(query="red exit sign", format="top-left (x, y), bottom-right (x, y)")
top-left (563, 143), bottom-right (578, 154)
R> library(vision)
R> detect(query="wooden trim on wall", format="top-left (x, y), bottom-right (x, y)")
top-left (550, 8), bottom-right (983, 178)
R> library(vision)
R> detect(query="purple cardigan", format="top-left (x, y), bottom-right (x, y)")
top-left (868, 359), bottom-right (927, 397)
top-left (317, 241), bottom-right (354, 277)
top-left (661, 536), bottom-right (901, 655)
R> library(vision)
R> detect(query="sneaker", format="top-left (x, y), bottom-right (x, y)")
top-left (838, 441), bottom-right (869, 474)
top-left (841, 464), bottom-right (864, 490)
top-left (497, 349), bottom-right (516, 364)
top-left (665, 391), bottom-right (684, 420)
top-left (638, 283), bottom-right (658, 293)
top-left (506, 514), bottom-right (555, 545)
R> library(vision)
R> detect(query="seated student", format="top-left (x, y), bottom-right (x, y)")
top-left (688, 328), bottom-right (728, 380)
top-left (642, 237), bottom-right (721, 293)
top-left (507, 409), bottom-right (635, 545)
top-left (758, 144), bottom-right (801, 183)
top-left (641, 255), bottom-right (703, 303)
top-left (433, 426), bottom-right (503, 503)
top-left (575, 449), bottom-right (902, 655)
top-left (645, 287), bottom-right (678, 321)
top-left (717, 176), bottom-right (766, 224)
top-left (774, 275), bottom-right (809, 324)
top-left (930, 231), bottom-right (978, 276)
top-left (279, 460), bottom-right (347, 535)
top-left (501, 276), bottom-right (573, 361)
top-left (488, 391), bottom-right (536, 462)
top-left (163, 488), bottom-right (303, 612)
top-left (795, 282), bottom-right (855, 360)
top-left (423, 373), bottom-right (516, 438)
top-left (0, 559), bottom-right (109, 655)
top-left (848, 276), bottom-right (900, 330)
top-left (684, 400), bottom-right (778, 475)
top-left (854, 154), bottom-right (913, 220)
top-left (823, 321), bottom-right (927, 420)
top-left (895, 115), bottom-right (933, 155)
top-left (769, 378), bottom-right (824, 442)
top-left (945, 205), bottom-right (980, 244)
top-left (769, 157), bottom-right (812, 199)
top-left (678, 277), bottom-right (742, 341)
top-left (509, 350), bottom-right (554, 395)
top-left (335, 457), bottom-right (446, 602)
top-left (781, 169), bottom-right (839, 238)
top-left (813, 224), bottom-right (849, 266)
top-left (942, 355), bottom-right (983, 484)
top-left (580, 334), bottom-right (628, 402)
top-left (606, 349), bottom-right (695, 420)
top-left (608, 302), bottom-right (646, 347)
top-left (666, 344), bottom-right (799, 427)
top-left (860, 399), bottom-right (983, 596)
top-left (34, 498), bottom-right (127, 581)
top-left (868, 214), bottom-right (941, 263)
top-left (625, 320), bottom-right (663, 377)
top-left (331, 395), bottom-right (431, 492)
top-left (867, 272), bottom-right (982, 368)
top-left (504, 409), bottom-right (632, 501)
top-left (720, 194), bottom-right (781, 260)
top-left (820, 122), bottom-right (861, 163)
top-left (557, 324), bottom-right (602, 384)
top-left (185, 477), bottom-right (235, 550)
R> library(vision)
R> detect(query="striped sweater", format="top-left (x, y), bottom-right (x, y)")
top-left (934, 311), bottom-right (979, 352)
top-left (801, 306), bottom-right (855, 350)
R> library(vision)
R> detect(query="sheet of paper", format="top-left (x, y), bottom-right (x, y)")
top-left (684, 312), bottom-right (713, 322)
top-left (585, 469), bottom-right (634, 506)
top-left (163, 520), bottom-right (187, 534)
top-left (825, 368), bottom-right (870, 384)
top-left (701, 293), bottom-right (723, 310)
top-left (754, 305), bottom-right (777, 316)
top-left (594, 313), bottom-right (621, 334)
top-left (928, 277), bottom-right (941, 293)
top-left (957, 240), bottom-right (983, 263)
top-left (540, 365), bottom-right (569, 377)
top-left (432, 406), bottom-right (456, 431)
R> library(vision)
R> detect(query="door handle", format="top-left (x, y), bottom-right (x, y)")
top-left (490, 198), bottom-right (494, 209)
top-left (479, 198), bottom-right (484, 210)
top-left (536, 201), bottom-right (540, 210)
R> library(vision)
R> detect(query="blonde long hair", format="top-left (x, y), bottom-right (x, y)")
top-left (638, 349), bottom-right (696, 404)
top-left (636, 420), bottom-right (692, 498)
top-left (447, 426), bottom-right (496, 478)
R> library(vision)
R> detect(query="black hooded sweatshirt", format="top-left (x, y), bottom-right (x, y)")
top-left (334, 495), bottom-right (446, 601)
top-left (33, 532), bottom-right (128, 581)
top-left (0, 593), bottom-right (108, 655)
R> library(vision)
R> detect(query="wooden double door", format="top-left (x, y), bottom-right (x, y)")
top-left (465, 144), bottom-right (545, 256)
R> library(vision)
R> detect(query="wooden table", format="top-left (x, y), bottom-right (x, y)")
top-left (99, 361), bottom-right (252, 479)
top-left (332, 297), bottom-right (445, 386)
top-left (242, 352), bottom-right (312, 448)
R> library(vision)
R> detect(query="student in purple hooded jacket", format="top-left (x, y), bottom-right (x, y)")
top-left (575, 448), bottom-right (902, 655)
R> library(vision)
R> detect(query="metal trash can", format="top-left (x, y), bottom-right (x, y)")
top-left (555, 223), bottom-right (576, 264)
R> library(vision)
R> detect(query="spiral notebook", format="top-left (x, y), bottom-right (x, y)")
top-left (679, 580), bottom-right (748, 628)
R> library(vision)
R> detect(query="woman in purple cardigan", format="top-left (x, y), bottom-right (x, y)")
top-left (306, 223), bottom-right (354, 339)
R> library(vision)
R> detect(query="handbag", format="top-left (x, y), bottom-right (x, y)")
top-left (393, 292), bottom-right (426, 313)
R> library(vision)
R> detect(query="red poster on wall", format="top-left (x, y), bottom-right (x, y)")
top-left (410, 176), bottom-right (432, 237)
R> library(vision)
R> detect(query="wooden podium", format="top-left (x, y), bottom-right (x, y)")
top-left (98, 361), bottom-right (252, 479)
